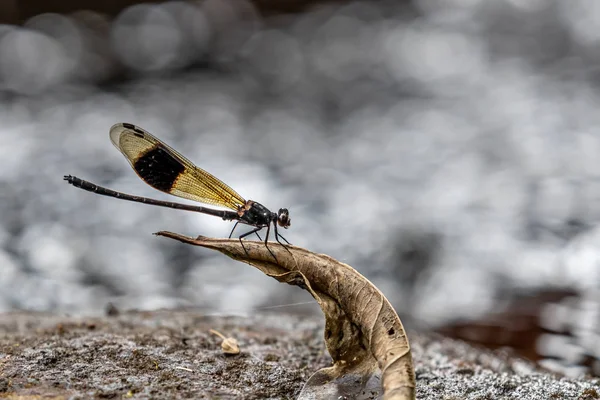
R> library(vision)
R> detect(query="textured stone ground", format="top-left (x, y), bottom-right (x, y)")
top-left (0, 310), bottom-right (599, 399)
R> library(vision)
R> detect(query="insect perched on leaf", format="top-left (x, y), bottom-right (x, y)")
top-left (64, 123), bottom-right (291, 259)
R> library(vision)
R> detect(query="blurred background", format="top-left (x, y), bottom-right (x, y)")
top-left (1, 0), bottom-right (600, 378)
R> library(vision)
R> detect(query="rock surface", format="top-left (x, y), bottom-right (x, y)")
top-left (0, 310), bottom-right (599, 399)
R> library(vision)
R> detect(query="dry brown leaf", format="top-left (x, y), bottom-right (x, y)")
top-left (155, 232), bottom-right (416, 400)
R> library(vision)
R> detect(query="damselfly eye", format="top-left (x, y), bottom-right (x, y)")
top-left (277, 208), bottom-right (290, 228)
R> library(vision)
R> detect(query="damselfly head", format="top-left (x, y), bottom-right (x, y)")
top-left (277, 208), bottom-right (291, 229)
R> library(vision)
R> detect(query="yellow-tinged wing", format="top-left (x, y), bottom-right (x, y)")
top-left (109, 123), bottom-right (246, 211)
